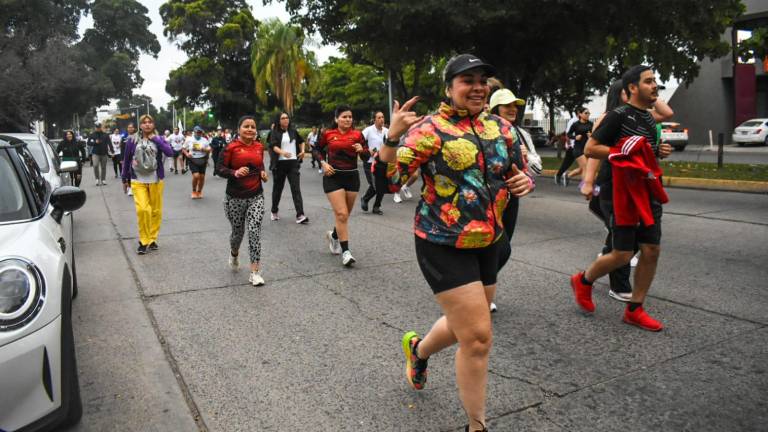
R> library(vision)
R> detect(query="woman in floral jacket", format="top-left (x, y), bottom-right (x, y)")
top-left (380, 54), bottom-right (533, 432)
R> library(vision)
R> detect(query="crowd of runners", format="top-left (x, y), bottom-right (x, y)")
top-left (57, 54), bottom-right (675, 432)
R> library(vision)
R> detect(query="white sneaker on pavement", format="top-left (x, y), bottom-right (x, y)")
top-left (229, 253), bottom-right (239, 271)
top-left (326, 230), bottom-right (342, 255)
top-left (630, 254), bottom-right (639, 267)
top-left (249, 271), bottom-right (265, 286)
top-left (490, 302), bottom-right (498, 313)
top-left (342, 250), bottom-right (356, 267)
top-left (393, 191), bottom-right (403, 203)
top-left (401, 185), bottom-right (413, 200)
top-left (271, 212), bottom-right (280, 221)
top-left (608, 289), bottom-right (632, 302)
top-left (127, 188), bottom-right (133, 196)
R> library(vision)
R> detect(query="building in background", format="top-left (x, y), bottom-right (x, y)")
top-left (669, 0), bottom-right (768, 145)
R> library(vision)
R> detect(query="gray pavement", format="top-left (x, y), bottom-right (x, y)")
top-left (63, 160), bottom-right (768, 431)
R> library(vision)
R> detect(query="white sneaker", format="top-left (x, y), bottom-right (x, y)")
top-left (296, 215), bottom-right (308, 224)
top-left (318, 168), bottom-right (323, 174)
top-left (127, 188), bottom-right (133, 196)
top-left (101, 180), bottom-right (107, 186)
top-left (393, 191), bottom-right (403, 203)
top-left (490, 302), bottom-right (498, 313)
top-left (271, 212), bottom-right (280, 221)
top-left (342, 250), bottom-right (356, 267)
top-left (326, 230), bottom-right (342, 255)
top-left (228, 253), bottom-right (239, 270)
top-left (401, 185), bottom-right (413, 200)
top-left (630, 254), bottom-right (639, 267)
top-left (608, 289), bottom-right (632, 302)
top-left (249, 271), bottom-right (265, 286)
top-left (96, 180), bottom-right (101, 186)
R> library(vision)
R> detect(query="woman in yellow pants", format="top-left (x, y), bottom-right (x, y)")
top-left (121, 114), bottom-right (175, 254)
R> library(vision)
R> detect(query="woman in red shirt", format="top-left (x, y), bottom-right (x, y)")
top-left (314, 105), bottom-right (370, 267)
top-left (216, 115), bottom-right (270, 286)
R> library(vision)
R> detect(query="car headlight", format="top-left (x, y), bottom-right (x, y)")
top-left (0, 258), bottom-right (46, 331)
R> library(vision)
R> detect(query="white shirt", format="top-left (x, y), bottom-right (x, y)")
top-left (110, 133), bottom-right (122, 155)
top-left (362, 125), bottom-right (388, 163)
top-left (169, 133), bottom-right (185, 151)
top-left (565, 117), bottom-right (577, 149)
top-left (184, 135), bottom-right (210, 158)
top-left (278, 131), bottom-right (297, 161)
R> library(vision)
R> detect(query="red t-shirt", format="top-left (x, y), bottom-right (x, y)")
top-left (315, 128), bottom-right (370, 170)
top-left (216, 139), bottom-right (265, 198)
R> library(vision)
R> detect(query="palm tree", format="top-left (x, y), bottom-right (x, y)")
top-left (251, 19), bottom-right (316, 115)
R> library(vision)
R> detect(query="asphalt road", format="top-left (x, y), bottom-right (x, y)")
top-left (62, 160), bottom-right (768, 431)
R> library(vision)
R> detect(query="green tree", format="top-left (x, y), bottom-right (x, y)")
top-left (738, 27), bottom-right (768, 63)
top-left (161, 0), bottom-right (258, 124)
top-left (280, 0), bottom-right (744, 116)
top-left (0, 0), bottom-right (159, 132)
top-left (251, 19), bottom-right (317, 116)
top-left (314, 57), bottom-right (387, 121)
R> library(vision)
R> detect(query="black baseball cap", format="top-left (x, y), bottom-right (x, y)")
top-left (443, 54), bottom-right (497, 83)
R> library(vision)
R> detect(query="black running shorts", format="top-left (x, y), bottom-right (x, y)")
top-left (600, 197), bottom-right (662, 251)
top-left (188, 157), bottom-right (208, 174)
top-left (323, 170), bottom-right (360, 193)
top-left (415, 235), bottom-right (500, 294)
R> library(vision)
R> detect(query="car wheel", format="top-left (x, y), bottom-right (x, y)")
top-left (59, 274), bottom-right (83, 428)
top-left (674, 145), bottom-right (686, 151)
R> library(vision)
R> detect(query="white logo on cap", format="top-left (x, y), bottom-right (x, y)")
top-left (468, 59), bottom-right (480, 63)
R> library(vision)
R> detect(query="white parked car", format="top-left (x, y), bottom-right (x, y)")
top-left (0, 133), bottom-right (65, 189)
top-left (732, 118), bottom-right (768, 146)
top-left (0, 137), bottom-right (85, 431)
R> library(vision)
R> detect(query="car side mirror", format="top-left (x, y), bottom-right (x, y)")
top-left (57, 160), bottom-right (79, 173)
top-left (50, 186), bottom-right (86, 223)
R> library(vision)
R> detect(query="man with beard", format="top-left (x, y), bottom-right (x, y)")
top-left (570, 65), bottom-right (673, 332)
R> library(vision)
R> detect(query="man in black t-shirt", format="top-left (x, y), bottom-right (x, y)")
top-left (570, 65), bottom-right (673, 332)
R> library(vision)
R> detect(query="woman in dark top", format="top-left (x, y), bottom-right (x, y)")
top-left (216, 115), bottom-right (270, 286)
top-left (58, 130), bottom-right (85, 186)
top-left (268, 112), bottom-right (308, 224)
top-left (565, 106), bottom-right (593, 183)
top-left (313, 105), bottom-right (370, 267)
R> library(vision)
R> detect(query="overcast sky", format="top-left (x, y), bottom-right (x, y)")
top-left (80, 0), bottom-right (340, 109)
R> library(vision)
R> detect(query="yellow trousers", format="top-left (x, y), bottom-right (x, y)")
top-left (131, 181), bottom-right (164, 246)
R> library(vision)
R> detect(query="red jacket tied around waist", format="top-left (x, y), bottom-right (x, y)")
top-left (608, 135), bottom-right (669, 227)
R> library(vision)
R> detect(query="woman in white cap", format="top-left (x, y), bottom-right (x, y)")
top-left (380, 54), bottom-right (533, 432)
top-left (487, 87), bottom-right (538, 312)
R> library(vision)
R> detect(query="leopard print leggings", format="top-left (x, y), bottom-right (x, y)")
top-left (224, 194), bottom-right (265, 264)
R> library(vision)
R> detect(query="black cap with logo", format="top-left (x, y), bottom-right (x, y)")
top-left (442, 54), bottom-right (497, 83)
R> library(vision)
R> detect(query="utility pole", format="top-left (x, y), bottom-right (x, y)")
top-left (388, 70), bottom-right (394, 120)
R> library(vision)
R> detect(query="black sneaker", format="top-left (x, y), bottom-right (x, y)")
top-left (464, 426), bottom-right (488, 432)
top-left (372, 207), bottom-right (383, 215)
top-left (137, 243), bottom-right (147, 255)
top-left (148, 242), bottom-right (159, 251)
top-left (360, 198), bottom-right (369, 212)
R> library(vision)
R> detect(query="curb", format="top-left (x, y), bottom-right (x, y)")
top-left (540, 169), bottom-right (768, 194)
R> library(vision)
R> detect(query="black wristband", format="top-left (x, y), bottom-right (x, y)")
top-left (385, 139), bottom-right (400, 148)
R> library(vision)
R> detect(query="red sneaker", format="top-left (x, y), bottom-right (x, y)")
top-left (570, 272), bottom-right (595, 313)
top-left (623, 305), bottom-right (664, 331)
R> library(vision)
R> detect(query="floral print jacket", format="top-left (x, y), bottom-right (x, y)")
top-left (388, 102), bottom-right (531, 249)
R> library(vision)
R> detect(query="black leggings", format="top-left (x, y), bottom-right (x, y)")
top-left (362, 161), bottom-right (387, 208)
top-left (497, 197), bottom-right (519, 270)
top-left (271, 160), bottom-right (304, 216)
top-left (112, 155), bottom-right (122, 177)
top-left (556, 148), bottom-right (576, 177)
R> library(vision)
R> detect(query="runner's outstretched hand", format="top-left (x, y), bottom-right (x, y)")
top-left (388, 97), bottom-right (423, 141)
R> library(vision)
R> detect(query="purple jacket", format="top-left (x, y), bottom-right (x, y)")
top-left (121, 135), bottom-right (174, 183)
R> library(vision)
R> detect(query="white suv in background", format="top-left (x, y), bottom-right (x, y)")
top-left (732, 119), bottom-right (768, 146)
